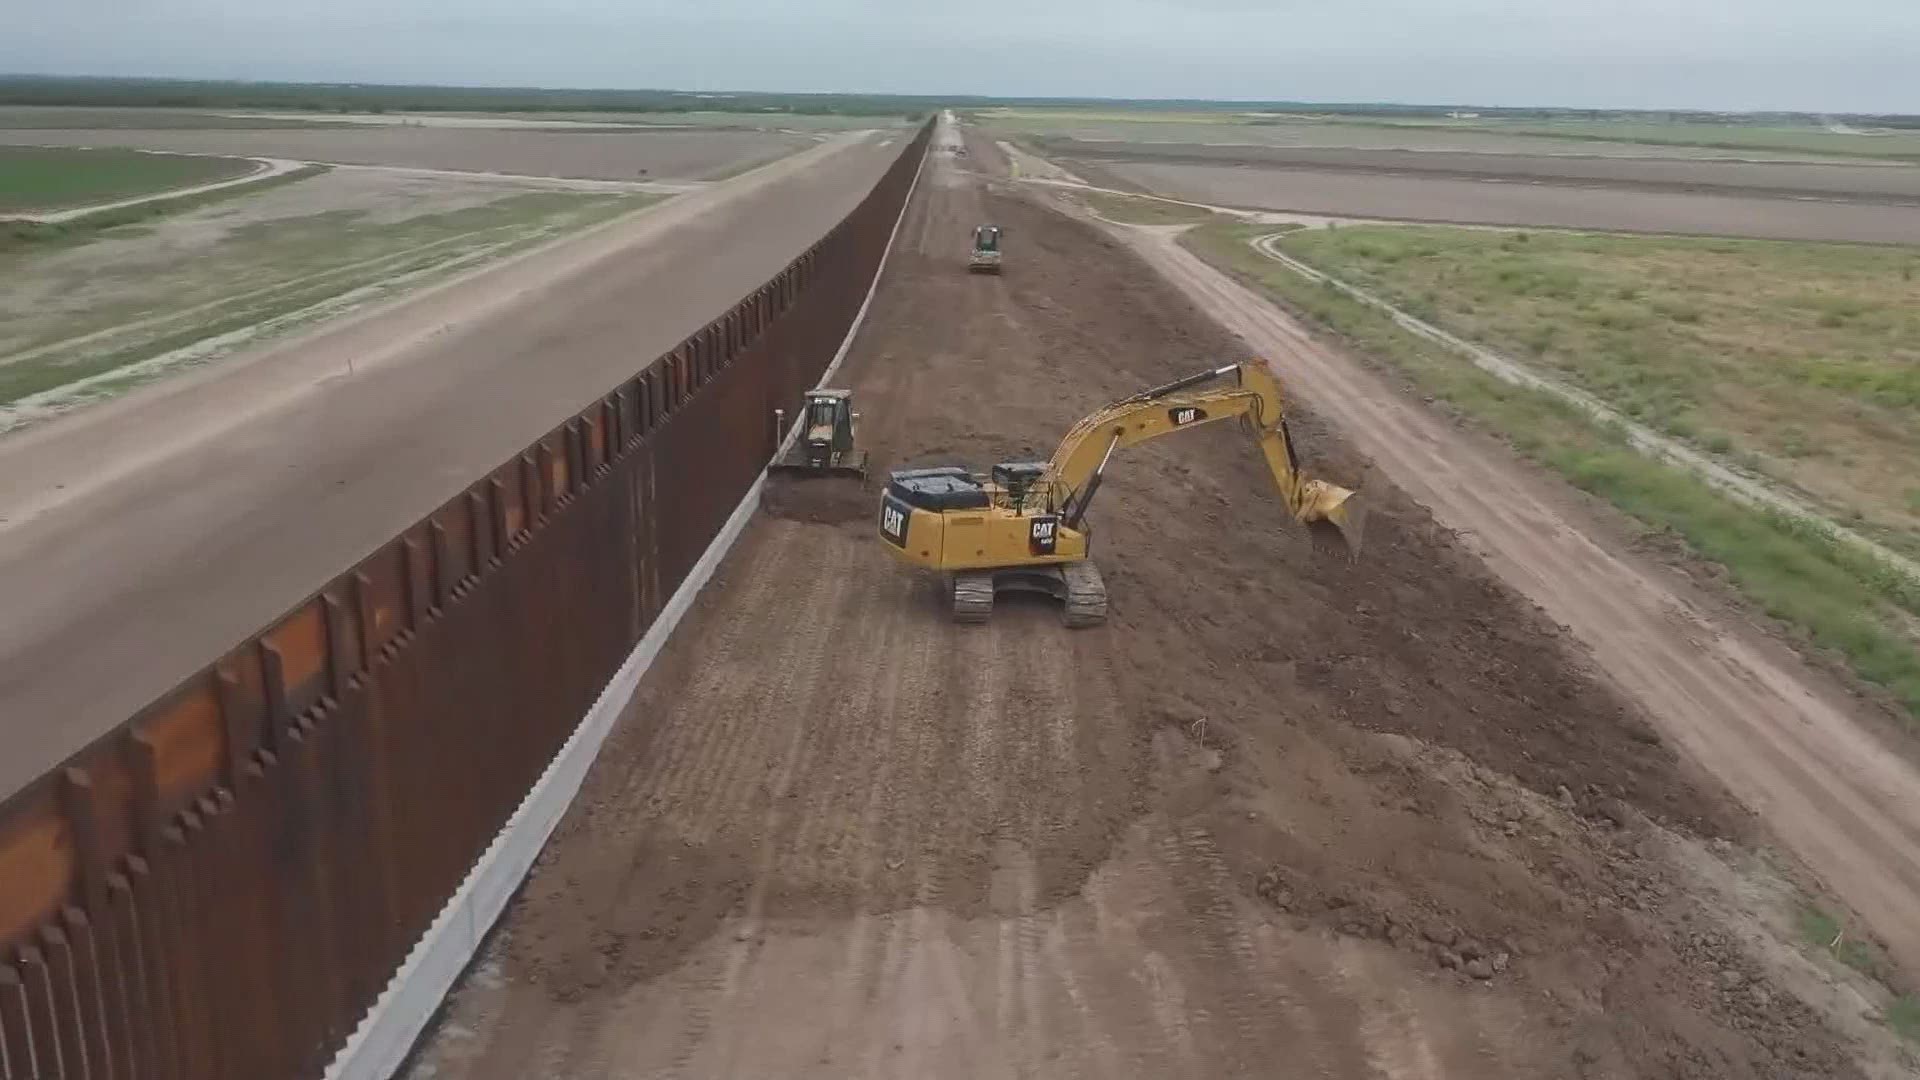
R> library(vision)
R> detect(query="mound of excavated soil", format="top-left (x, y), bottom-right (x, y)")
top-left (759, 473), bottom-right (875, 526)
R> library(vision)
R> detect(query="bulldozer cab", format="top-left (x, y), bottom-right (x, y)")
top-left (803, 390), bottom-right (855, 452)
top-left (769, 387), bottom-right (868, 480)
top-left (972, 225), bottom-right (1002, 253)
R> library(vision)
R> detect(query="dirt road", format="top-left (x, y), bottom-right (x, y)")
top-left (406, 130), bottom-right (1885, 1079)
top-left (1113, 218), bottom-right (1920, 976)
top-left (0, 131), bottom-right (897, 796)
top-left (1045, 141), bottom-right (1920, 203)
top-left (1087, 160), bottom-right (1920, 244)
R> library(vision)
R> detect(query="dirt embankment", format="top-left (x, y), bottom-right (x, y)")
top-left (404, 135), bottom-right (1893, 1079)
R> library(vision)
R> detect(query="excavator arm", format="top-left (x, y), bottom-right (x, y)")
top-left (1044, 362), bottom-right (1364, 554)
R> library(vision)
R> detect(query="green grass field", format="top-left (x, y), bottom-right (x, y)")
top-left (0, 145), bottom-right (257, 212)
top-left (0, 187), bottom-right (654, 411)
top-left (1187, 221), bottom-right (1920, 723)
top-left (1079, 191), bottom-right (1220, 226)
top-left (0, 165), bottom-right (326, 253)
top-left (1242, 225), bottom-right (1920, 545)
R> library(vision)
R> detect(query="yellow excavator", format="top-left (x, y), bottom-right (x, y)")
top-left (877, 361), bottom-right (1363, 626)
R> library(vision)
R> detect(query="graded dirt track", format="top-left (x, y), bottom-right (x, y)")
top-left (1071, 158), bottom-right (1920, 245)
top-left (0, 131), bottom-right (897, 797)
top-left (1043, 140), bottom-right (1920, 202)
top-left (0, 126), bottom-right (815, 181)
top-left (405, 133), bottom-right (1884, 1079)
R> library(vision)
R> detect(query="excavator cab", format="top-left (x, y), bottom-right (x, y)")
top-left (968, 225), bottom-right (1004, 274)
top-left (771, 389), bottom-right (868, 479)
top-left (990, 461), bottom-right (1048, 512)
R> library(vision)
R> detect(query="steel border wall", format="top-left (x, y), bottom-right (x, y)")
top-left (0, 119), bottom-right (932, 1080)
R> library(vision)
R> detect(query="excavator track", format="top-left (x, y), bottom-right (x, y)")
top-left (1061, 560), bottom-right (1108, 628)
top-left (948, 562), bottom-right (1108, 628)
top-left (953, 573), bottom-right (997, 623)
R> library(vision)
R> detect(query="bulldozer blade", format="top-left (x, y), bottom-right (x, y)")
top-left (769, 449), bottom-right (869, 481)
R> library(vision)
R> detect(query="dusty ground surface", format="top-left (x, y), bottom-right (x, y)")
top-left (405, 128), bottom-right (1909, 1079)
top-left (1075, 159), bottom-right (1920, 245)
top-left (0, 131), bottom-right (898, 796)
top-left (970, 114), bottom-right (1869, 162)
top-left (1040, 140), bottom-right (1920, 202)
top-left (0, 126), bottom-right (816, 182)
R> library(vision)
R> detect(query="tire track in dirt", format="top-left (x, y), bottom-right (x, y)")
top-left (402, 120), bottom-right (1887, 1079)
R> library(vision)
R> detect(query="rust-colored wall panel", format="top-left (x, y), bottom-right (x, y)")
top-left (136, 689), bottom-right (223, 815)
top-left (351, 545), bottom-right (408, 656)
top-left (264, 602), bottom-right (329, 716)
top-left (0, 790), bottom-right (70, 949)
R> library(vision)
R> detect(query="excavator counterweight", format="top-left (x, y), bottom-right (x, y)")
top-left (876, 361), bottom-right (1363, 626)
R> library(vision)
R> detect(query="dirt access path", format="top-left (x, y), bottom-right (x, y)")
top-left (406, 126), bottom-right (1890, 1078)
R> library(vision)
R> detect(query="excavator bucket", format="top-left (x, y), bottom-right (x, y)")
top-left (1302, 483), bottom-right (1365, 560)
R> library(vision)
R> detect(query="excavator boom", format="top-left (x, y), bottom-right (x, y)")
top-left (1047, 362), bottom-right (1363, 555)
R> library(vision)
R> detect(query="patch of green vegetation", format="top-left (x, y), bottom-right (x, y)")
top-left (0, 165), bottom-right (328, 254)
top-left (1188, 222), bottom-right (1920, 723)
top-left (0, 75), bottom-right (934, 120)
top-left (1, 191), bottom-right (653, 407)
top-left (1081, 191), bottom-right (1217, 226)
top-left (1888, 995), bottom-right (1920, 1043)
top-left (0, 145), bottom-right (257, 212)
top-left (1797, 905), bottom-right (1882, 972)
top-left (1243, 223), bottom-right (1920, 540)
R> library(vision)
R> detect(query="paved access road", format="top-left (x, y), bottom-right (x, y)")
top-left (0, 130), bottom-right (900, 796)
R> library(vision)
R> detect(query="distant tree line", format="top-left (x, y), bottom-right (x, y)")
top-left (2, 77), bottom-right (1911, 129)
top-left (0, 76), bottom-right (935, 119)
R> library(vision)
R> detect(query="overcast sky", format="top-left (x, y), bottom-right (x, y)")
top-left (4, 0), bottom-right (1917, 113)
